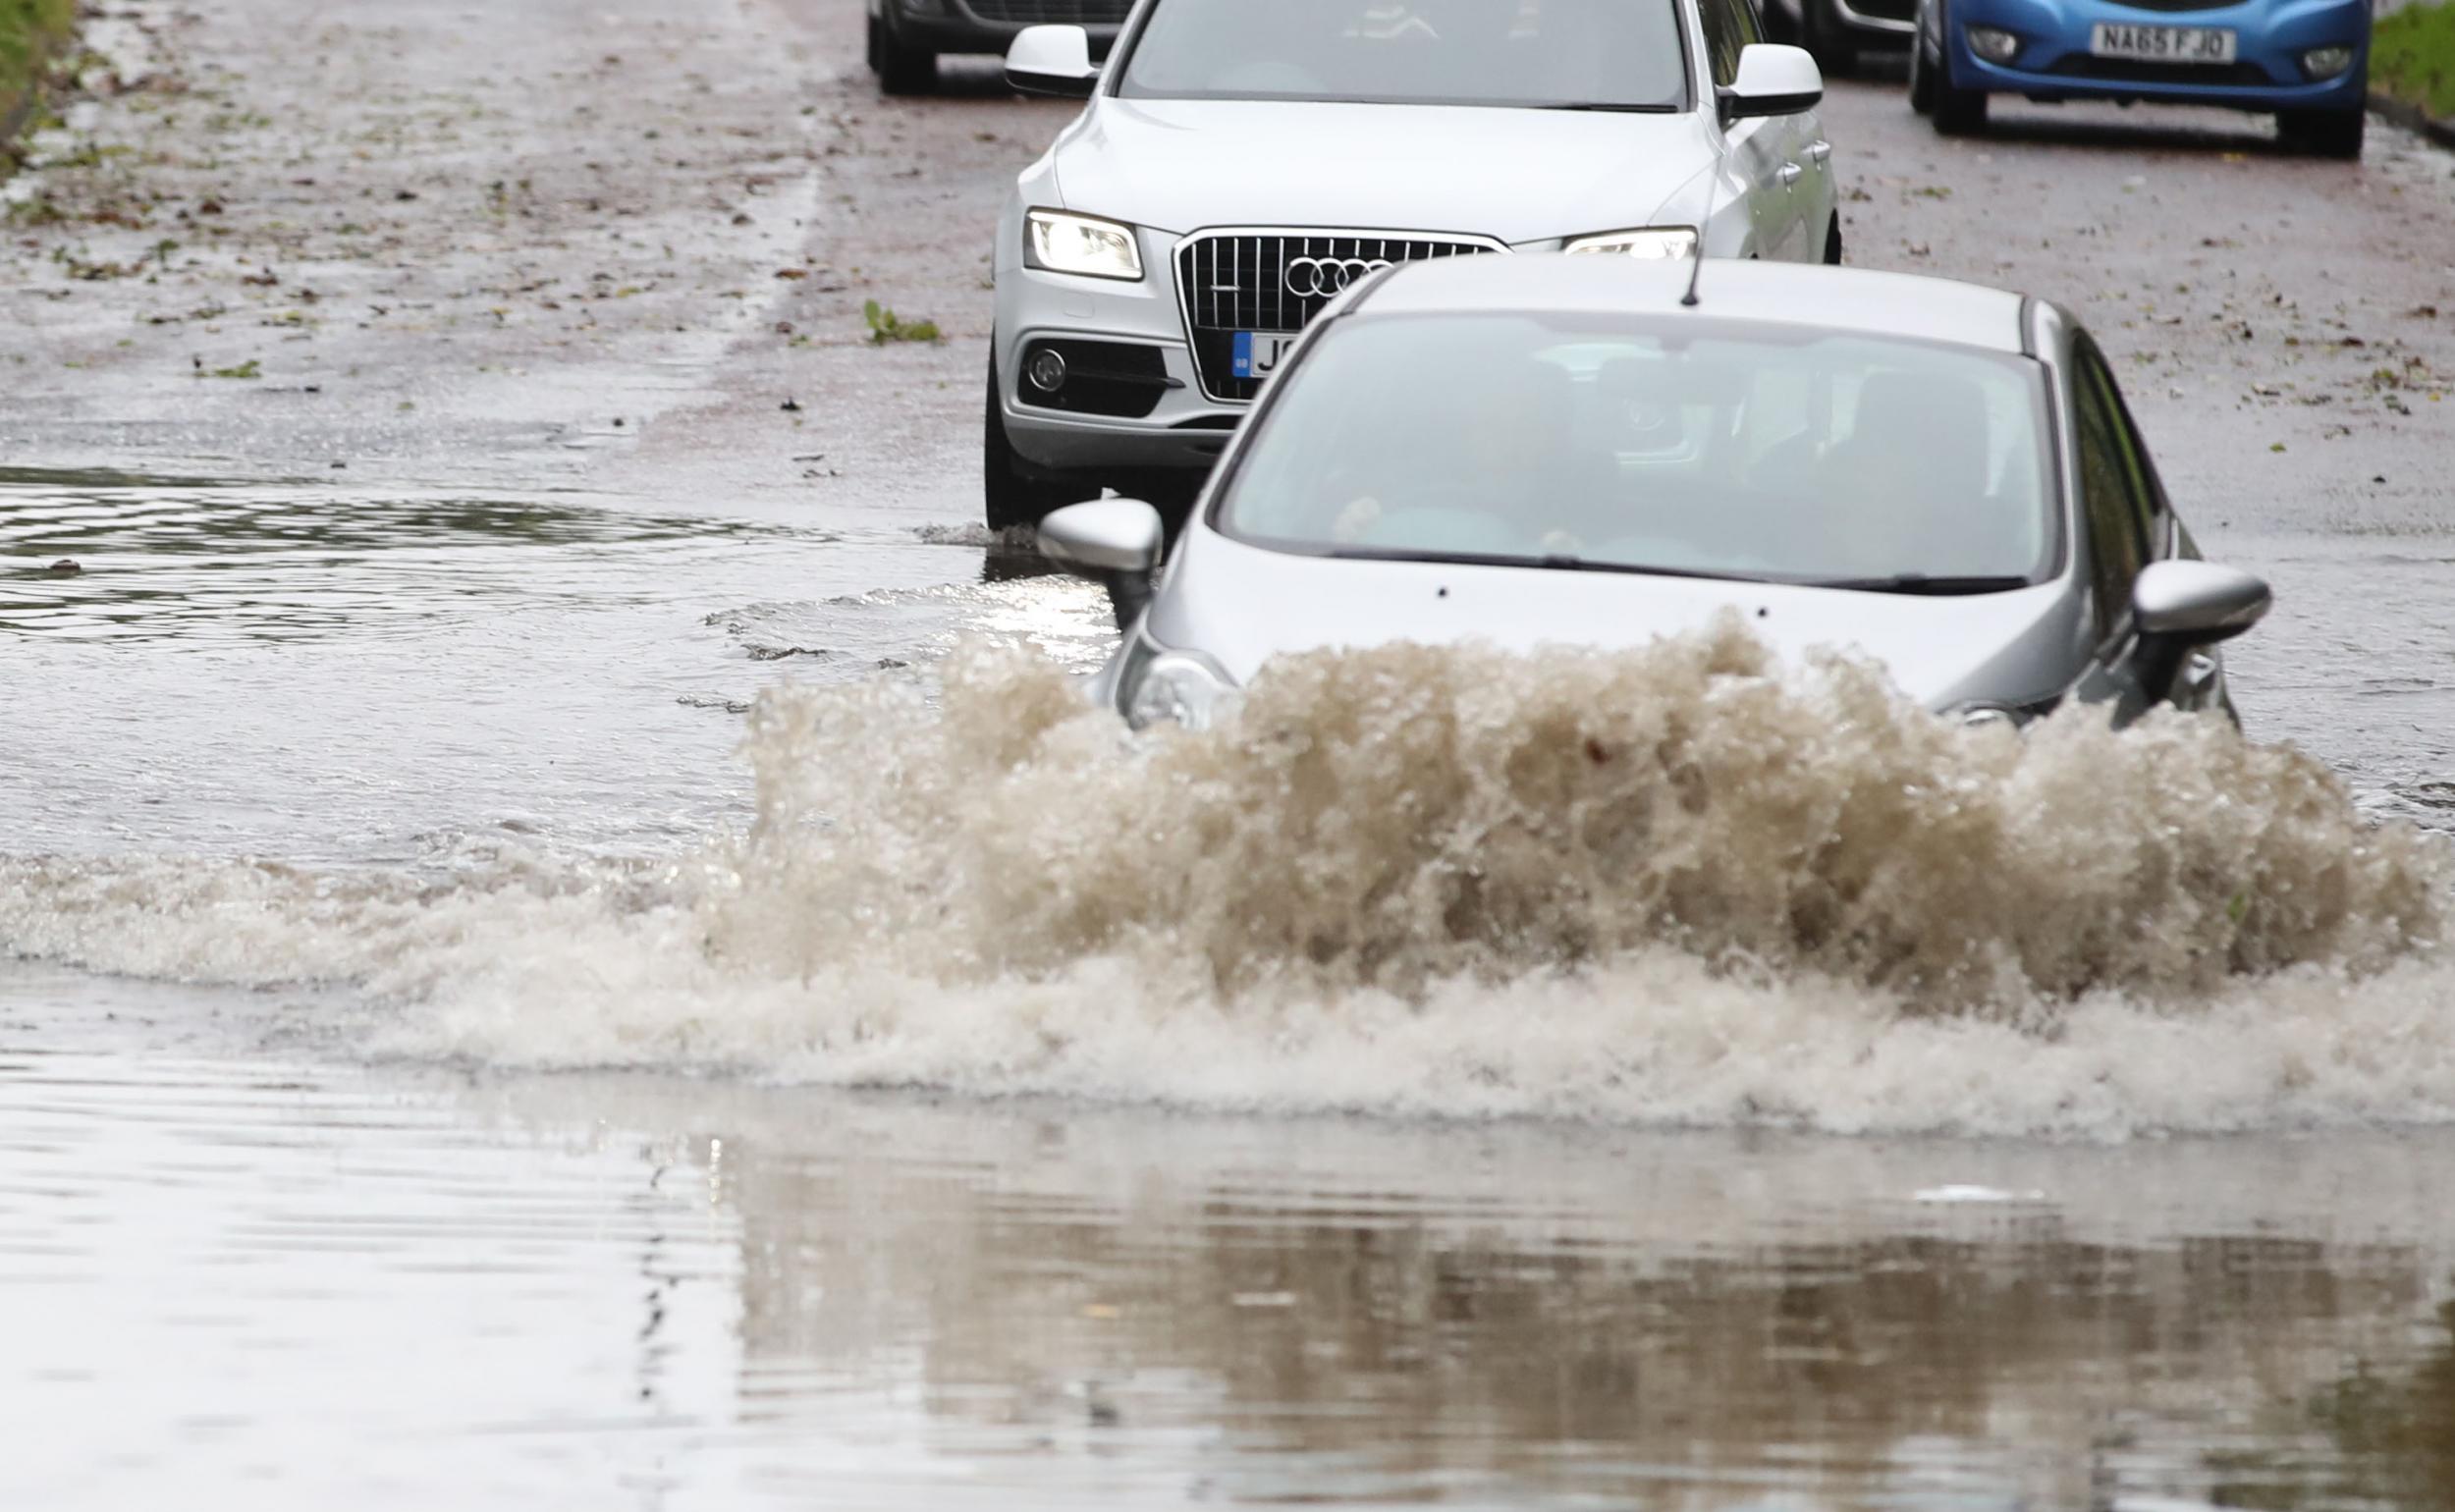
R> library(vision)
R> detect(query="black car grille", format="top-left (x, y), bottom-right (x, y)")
top-left (1174, 231), bottom-right (1500, 402)
top-left (2046, 54), bottom-right (2275, 84)
top-left (962, 0), bottom-right (1132, 25)
top-left (1843, 0), bottom-right (1918, 26)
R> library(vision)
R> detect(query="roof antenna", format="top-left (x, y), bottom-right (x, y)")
top-left (1681, 167), bottom-right (1722, 308)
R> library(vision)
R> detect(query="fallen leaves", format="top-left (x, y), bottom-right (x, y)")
top-left (862, 298), bottom-right (940, 345)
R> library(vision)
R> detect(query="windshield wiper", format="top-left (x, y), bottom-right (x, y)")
top-left (1535, 555), bottom-right (1770, 584)
top-left (1529, 101), bottom-right (1680, 113)
top-left (1810, 573), bottom-right (2035, 596)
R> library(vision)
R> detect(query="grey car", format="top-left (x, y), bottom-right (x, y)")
top-left (1033, 255), bottom-right (2269, 732)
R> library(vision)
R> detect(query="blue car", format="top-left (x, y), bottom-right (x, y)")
top-left (1908, 0), bottom-right (2371, 156)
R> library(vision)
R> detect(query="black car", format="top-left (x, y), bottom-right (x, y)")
top-left (867, 0), bottom-right (1131, 94)
top-left (1763, 0), bottom-right (1911, 71)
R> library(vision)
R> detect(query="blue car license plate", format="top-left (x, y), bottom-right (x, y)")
top-left (1231, 331), bottom-right (1300, 381)
top-left (2089, 22), bottom-right (2237, 63)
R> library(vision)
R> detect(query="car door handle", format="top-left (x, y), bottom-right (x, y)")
top-left (1806, 139), bottom-right (1832, 163)
top-left (1778, 163), bottom-right (1804, 187)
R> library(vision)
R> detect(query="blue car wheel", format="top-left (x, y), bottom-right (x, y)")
top-left (1926, 0), bottom-right (1990, 135)
top-left (1909, 5), bottom-right (1938, 111)
top-left (2279, 106), bottom-right (2365, 159)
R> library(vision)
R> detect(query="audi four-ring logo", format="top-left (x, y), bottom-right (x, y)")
top-left (1283, 256), bottom-right (1391, 297)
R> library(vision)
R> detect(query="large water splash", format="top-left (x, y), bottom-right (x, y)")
top-left (717, 622), bottom-right (2440, 999)
top-left (7, 623), bottom-right (2450, 1136)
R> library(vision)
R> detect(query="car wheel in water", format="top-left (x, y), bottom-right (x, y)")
top-left (1799, 0), bottom-right (1859, 77)
top-left (983, 357), bottom-right (1089, 532)
top-left (2278, 107), bottom-right (2364, 160)
top-left (870, 11), bottom-right (937, 95)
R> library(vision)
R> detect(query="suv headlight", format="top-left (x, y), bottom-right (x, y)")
top-left (1024, 209), bottom-right (1144, 282)
top-left (1125, 650), bottom-right (1240, 731)
top-left (1563, 227), bottom-right (1699, 260)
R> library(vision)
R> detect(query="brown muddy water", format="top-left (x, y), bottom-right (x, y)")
top-left (6, 459), bottom-right (2455, 1509)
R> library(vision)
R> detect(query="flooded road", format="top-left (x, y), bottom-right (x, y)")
top-left (13, 965), bottom-right (2455, 1508)
top-left (6, 0), bottom-right (2455, 1505)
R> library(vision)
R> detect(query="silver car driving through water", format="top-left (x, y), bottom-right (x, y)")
top-left (1036, 255), bottom-right (2271, 730)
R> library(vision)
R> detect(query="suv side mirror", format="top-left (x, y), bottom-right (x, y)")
top-left (1719, 43), bottom-right (1824, 121)
top-left (2132, 560), bottom-right (2270, 646)
top-left (1007, 25), bottom-right (1099, 98)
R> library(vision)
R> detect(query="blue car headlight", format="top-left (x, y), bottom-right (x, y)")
top-left (2302, 45), bottom-right (2356, 80)
top-left (1966, 25), bottom-right (2021, 64)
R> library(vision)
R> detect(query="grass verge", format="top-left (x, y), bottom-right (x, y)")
top-left (1, 0), bottom-right (77, 154)
top-left (2373, 1), bottom-right (2455, 122)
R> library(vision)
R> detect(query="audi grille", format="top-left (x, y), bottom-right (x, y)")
top-left (1173, 229), bottom-right (1504, 402)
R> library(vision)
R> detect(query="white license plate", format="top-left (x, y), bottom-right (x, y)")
top-left (2089, 22), bottom-right (2237, 63)
top-left (1231, 331), bottom-right (1299, 381)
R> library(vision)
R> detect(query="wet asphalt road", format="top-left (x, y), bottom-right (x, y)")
top-left (5, 0), bottom-right (2455, 1506)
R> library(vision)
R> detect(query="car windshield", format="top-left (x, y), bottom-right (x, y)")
top-left (1214, 312), bottom-right (2059, 589)
top-left (1118, 0), bottom-right (1690, 111)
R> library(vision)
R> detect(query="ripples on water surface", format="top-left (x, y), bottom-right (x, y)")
top-left (0, 468), bottom-right (1114, 859)
top-left (9, 966), bottom-right (2455, 1509)
top-left (6, 467), bottom-right (2455, 1506)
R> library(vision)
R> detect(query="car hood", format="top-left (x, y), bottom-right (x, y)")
top-left (1148, 533), bottom-right (2086, 711)
top-left (1052, 97), bottom-right (1716, 242)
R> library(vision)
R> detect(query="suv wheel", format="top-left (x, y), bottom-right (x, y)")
top-left (2277, 107), bottom-right (2364, 160)
top-left (868, 10), bottom-right (938, 95)
top-left (984, 358), bottom-right (1092, 531)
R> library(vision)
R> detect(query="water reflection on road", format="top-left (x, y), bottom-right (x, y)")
top-left (0, 468), bottom-right (1112, 861)
top-left (9, 962), bottom-right (2454, 1509)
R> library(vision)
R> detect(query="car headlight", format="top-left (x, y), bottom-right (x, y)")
top-left (1024, 209), bottom-right (1143, 282)
top-left (1125, 650), bottom-right (1240, 731)
top-left (1948, 695), bottom-right (2060, 731)
top-left (2301, 45), bottom-right (2355, 79)
top-left (1965, 25), bottom-right (2021, 63)
top-left (1563, 227), bottom-right (1699, 260)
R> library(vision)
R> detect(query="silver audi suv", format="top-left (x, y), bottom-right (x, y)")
top-left (985, 0), bottom-right (1838, 527)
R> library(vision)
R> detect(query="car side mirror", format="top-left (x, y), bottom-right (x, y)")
top-left (1038, 498), bottom-right (1163, 577)
top-left (1039, 498), bottom-right (1164, 629)
top-left (2132, 559), bottom-right (2270, 645)
top-left (1006, 25), bottom-right (1099, 98)
top-left (1718, 43), bottom-right (1824, 121)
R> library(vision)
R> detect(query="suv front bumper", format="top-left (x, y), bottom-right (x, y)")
top-left (995, 226), bottom-right (1248, 478)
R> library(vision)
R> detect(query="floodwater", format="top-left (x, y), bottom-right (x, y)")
top-left (8, 454), bottom-right (2455, 1509)
top-left (9, 0), bottom-right (2455, 1499)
